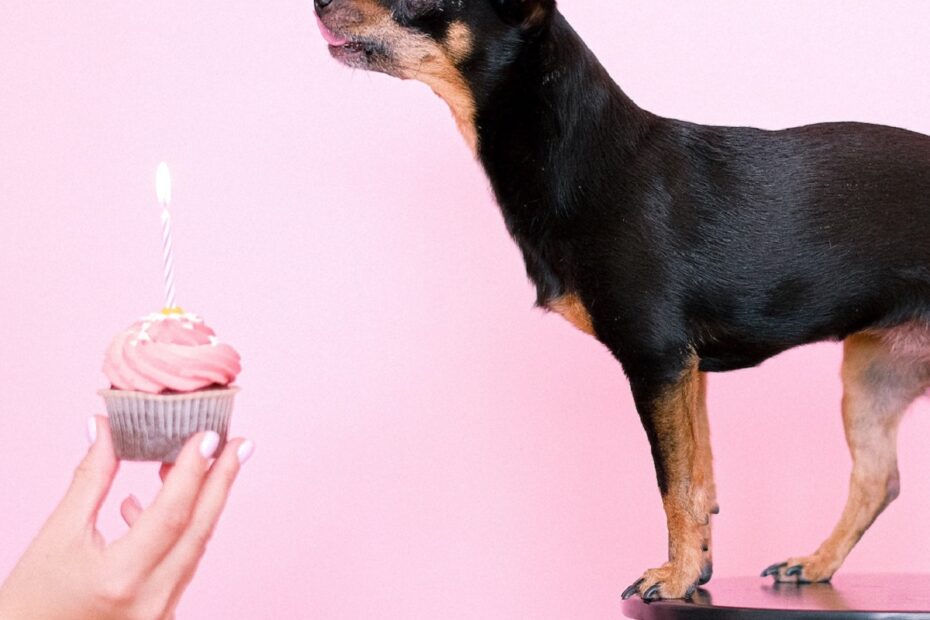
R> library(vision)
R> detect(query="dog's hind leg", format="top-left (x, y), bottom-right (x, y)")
top-left (621, 356), bottom-right (715, 600)
top-left (763, 331), bottom-right (930, 583)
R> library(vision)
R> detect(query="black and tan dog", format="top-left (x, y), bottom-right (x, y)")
top-left (315, 0), bottom-right (930, 601)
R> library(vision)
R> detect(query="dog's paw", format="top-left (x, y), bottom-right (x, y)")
top-left (760, 555), bottom-right (837, 584)
top-left (621, 560), bottom-right (707, 601)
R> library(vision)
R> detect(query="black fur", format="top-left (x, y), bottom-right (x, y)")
top-left (470, 12), bottom-right (930, 378)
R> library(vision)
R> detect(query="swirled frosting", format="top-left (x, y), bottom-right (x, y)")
top-left (103, 312), bottom-right (241, 394)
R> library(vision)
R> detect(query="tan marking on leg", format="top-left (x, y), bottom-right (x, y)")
top-left (548, 293), bottom-right (595, 336)
top-left (691, 371), bottom-right (716, 581)
top-left (771, 331), bottom-right (930, 583)
top-left (636, 359), bottom-right (714, 598)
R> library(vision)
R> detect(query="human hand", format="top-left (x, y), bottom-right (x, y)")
top-left (0, 416), bottom-right (254, 620)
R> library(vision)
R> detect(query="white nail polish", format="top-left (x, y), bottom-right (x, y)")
top-left (86, 417), bottom-right (97, 445)
top-left (237, 440), bottom-right (255, 465)
top-left (199, 431), bottom-right (220, 458)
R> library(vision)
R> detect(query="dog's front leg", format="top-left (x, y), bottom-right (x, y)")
top-left (622, 357), bottom-right (714, 601)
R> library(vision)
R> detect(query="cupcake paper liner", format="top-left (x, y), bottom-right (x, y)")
top-left (98, 387), bottom-right (239, 462)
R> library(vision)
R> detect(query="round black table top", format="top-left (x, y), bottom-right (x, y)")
top-left (622, 575), bottom-right (930, 620)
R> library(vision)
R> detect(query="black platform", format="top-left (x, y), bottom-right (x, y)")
top-left (622, 575), bottom-right (930, 620)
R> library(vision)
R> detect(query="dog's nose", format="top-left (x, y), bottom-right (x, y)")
top-left (314, 0), bottom-right (334, 13)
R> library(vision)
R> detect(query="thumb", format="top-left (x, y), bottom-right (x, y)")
top-left (57, 416), bottom-right (119, 529)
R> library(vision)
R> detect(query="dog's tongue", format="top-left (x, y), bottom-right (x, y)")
top-left (316, 14), bottom-right (348, 46)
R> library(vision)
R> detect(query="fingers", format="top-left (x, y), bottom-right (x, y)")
top-left (110, 431), bottom-right (220, 577)
top-left (159, 462), bottom-right (174, 483)
top-left (120, 494), bottom-right (144, 527)
top-left (177, 438), bottom-right (253, 561)
top-left (160, 438), bottom-right (253, 609)
top-left (57, 416), bottom-right (119, 529)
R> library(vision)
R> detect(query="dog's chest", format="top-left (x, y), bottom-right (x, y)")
top-left (547, 293), bottom-right (595, 335)
top-left (508, 225), bottom-right (575, 307)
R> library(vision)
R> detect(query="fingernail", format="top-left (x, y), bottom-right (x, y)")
top-left (237, 440), bottom-right (255, 465)
top-left (86, 417), bottom-right (98, 445)
top-left (199, 431), bottom-right (220, 458)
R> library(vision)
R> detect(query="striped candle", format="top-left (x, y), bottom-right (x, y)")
top-left (155, 162), bottom-right (178, 311)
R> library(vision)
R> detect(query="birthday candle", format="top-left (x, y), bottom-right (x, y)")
top-left (155, 162), bottom-right (178, 311)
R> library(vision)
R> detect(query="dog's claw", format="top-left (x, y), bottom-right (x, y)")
top-left (761, 562), bottom-right (787, 577)
top-left (785, 565), bottom-right (803, 577)
top-left (622, 579), bottom-right (644, 600)
top-left (698, 563), bottom-right (713, 585)
top-left (643, 584), bottom-right (662, 602)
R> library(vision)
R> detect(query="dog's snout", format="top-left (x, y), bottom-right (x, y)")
top-left (314, 0), bottom-right (334, 13)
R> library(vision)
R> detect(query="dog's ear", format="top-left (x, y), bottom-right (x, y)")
top-left (493, 0), bottom-right (556, 30)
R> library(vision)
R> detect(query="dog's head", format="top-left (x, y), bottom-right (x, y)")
top-left (314, 0), bottom-right (556, 149)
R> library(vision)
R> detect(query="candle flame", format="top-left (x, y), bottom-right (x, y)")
top-left (156, 161), bottom-right (172, 206)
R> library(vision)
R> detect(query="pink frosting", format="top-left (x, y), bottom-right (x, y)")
top-left (103, 312), bottom-right (241, 394)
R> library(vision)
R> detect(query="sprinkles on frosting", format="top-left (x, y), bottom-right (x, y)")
top-left (129, 310), bottom-right (209, 346)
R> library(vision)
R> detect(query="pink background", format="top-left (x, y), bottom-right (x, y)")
top-left (2, 2), bottom-right (930, 618)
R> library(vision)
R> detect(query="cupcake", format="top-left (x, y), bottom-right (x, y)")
top-left (99, 309), bottom-right (241, 462)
